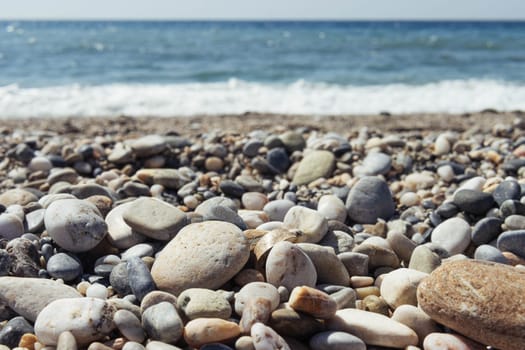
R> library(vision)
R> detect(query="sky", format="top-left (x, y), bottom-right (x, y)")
top-left (1, 0), bottom-right (525, 20)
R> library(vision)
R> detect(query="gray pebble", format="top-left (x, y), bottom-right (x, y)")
top-left (46, 253), bottom-right (82, 281)
top-left (127, 257), bottom-right (157, 301)
top-left (142, 302), bottom-right (183, 344)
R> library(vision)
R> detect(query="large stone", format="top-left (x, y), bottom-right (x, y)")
top-left (292, 150), bottom-right (335, 186)
top-left (346, 176), bottom-right (395, 224)
top-left (0, 277), bottom-right (81, 322)
top-left (44, 199), bottom-right (107, 252)
top-left (453, 189), bottom-right (495, 215)
top-left (327, 308), bottom-right (418, 348)
top-left (105, 202), bottom-right (147, 249)
top-left (151, 221), bottom-right (250, 295)
top-left (417, 260), bottom-right (525, 350)
top-left (282, 206), bottom-right (328, 243)
top-left (34, 298), bottom-right (116, 346)
top-left (177, 288), bottom-right (232, 320)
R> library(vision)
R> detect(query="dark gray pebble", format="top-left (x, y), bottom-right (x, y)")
top-left (497, 230), bottom-right (525, 259)
top-left (453, 189), bottom-right (495, 215)
top-left (46, 253), bottom-right (82, 281)
top-left (474, 244), bottom-right (508, 264)
top-left (242, 140), bottom-right (263, 157)
top-left (110, 262), bottom-right (132, 296)
top-left (471, 217), bottom-right (503, 246)
top-left (493, 180), bottom-right (521, 206)
top-left (266, 148), bottom-right (290, 173)
top-left (127, 257), bottom-right (157, 301)
top-left (219, 180), bottom-right (245, 198)
top-left (0, 316), bottom-right (33, 348)
top-left (499, 199), bottom-right (525, 218)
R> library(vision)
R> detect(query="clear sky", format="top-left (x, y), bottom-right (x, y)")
top-left (1, 0), bottom-right (525, 20)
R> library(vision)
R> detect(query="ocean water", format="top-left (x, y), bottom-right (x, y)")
top-left (1, 20), bottom-right (525, 117)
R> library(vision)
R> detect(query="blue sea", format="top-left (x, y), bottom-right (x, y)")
top-left (1, 20), bottom-right (525, 117)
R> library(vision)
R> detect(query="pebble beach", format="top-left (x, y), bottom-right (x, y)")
top-left (0, 111), bottom-right (524, 350)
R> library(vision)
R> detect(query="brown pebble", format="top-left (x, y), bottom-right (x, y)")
top-left (355, 286), bottom-right (380, 299)
top-left (18, 333), bottom-right (37, 350)
top-left (288, 285), bottom-right (337, 319)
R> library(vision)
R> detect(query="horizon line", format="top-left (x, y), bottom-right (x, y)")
top-left (1, 18), bottom-right (525, 22)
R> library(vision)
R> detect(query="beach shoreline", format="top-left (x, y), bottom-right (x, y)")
top-left (1, 110), bottom-right (522, 136)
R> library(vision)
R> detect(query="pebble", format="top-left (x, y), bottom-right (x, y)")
top-left (356, 152), bottom-right (392, 176)
top-left (497, 229), bottom-right (525, 258)
top-left (184, 318), bottom-right (241, 348)
top-left (269, 308), bottom-right (324, 339)
top-left (391, 305), bottom-right (439, 345)
top-left (296, 243), bottom-right (349, 285)
top-left (25, 208), bottom-right (45, 233)
top-left (352, 236), bottom-right (400, 269)
top-left (423, 333), bottom-right (486, 350)
top-left (263, 199), bottom-right (295, 222)
top-left (265, 241), bottom-right (317, 290)
top-left (234, 282), bottom-right (280, 316)
top-left (127, 256), bottom-right (157, 301)
top-left (474, 244), bottom-right (508, 264)
top-left (44, 199), bottom-right (107, 252)
top-left (0, 277), bottom-right (81, 322)
top-left (129, 135), bottom-right (166, 157)
top-left (142, 302), bottom-right (183, 344)
top-left (46, 253), bottom-right (82, 281)
top-left (0, 213), bottom-right (24, 240)
top-left (453, 189), bottom-right (495, 215)
top-left (471, 217), bottom-right (502, 246)
top-left (151, 221), bottom-right (250, 295)
top-left (309, 331), bottom-right (366, 350)
top-left (0, 316), bottom-right (34, 348)
top-left (251, 322), bottom-right (290, 350)
top-left (34, 297), bottom-right (115, 346)
top-left (317, 194), bottom-right (347, 222)
top-left (288, 285), bottom-right (337, 319)
top-left (113, 309), bottom-right (145, 343)
top-left (431, 217), bottom-right (471, 255)
top-left (338, 252), bottom-right (369, 276)
top-left (417, 260), bottom-right (525, 350)
top-left (177, 288), bottom-right (232, 320)
top-left (105, 202), bottom-right (147, 249)
top-left (219, 180), bottom-right (245, 198)
top-left (0, 189), bottom-right (38, 207)
top-left (408, 245), bottom-right (442, 273)
top-left (328, 308), bottom-right (419, 348)
top-left (380, 268), bottom-right (428, 309)
top-left (346, 176), bottom-right (396, 224)
top-left (266, 148), bottom-right (290, 173)
top-left (122, 197), bottom-right (188, 241)
top-left (493, 180), bottom-right (521, 206)
top-left (283, 206), bottom-right (328, 243)
top-left (292, 150), bottom-right (335, 185)
top-left (56, 331), bottom-right (77, 350)
top-left (242, 192), bottom-right (268, 211)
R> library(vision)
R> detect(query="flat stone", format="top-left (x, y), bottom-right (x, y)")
top-left (387, 231), bottom-right (417, 264)
top-left (199, 205), bottom-right (247, 230)
top-left (319, 229), bottom-right (354, 254)
top-left (108, 146), bottom-right (133, 164)
top-left (177, 288), bottom-right (232, 320)
top-left (309, 331), bottom-right (366, 350)
top-left (279, 131), bottom-right (305, 152)
top-left (352, 236), bottom-right (400, 269)
top-left (404, 172), bottom-right (436, 190)
top-left (46, 253), bottom-right (82, 281)
top-left (135, 168), bottom-right (193, 189)
top-left (122, 197), bottom-right (188, 241)
top-left (7, 238), bottom-right (40, 277)
top-left (219, 180), bottom-right (246, 198)
top-left (34, 297), bottom-right (115, 346)
top-left (184, 318), bottom-right (241, 348)
top-left (431, 217), bottom-right (471, 255)
top-left (417, 260), bottom-right (525, 350)
top-left (0, 277), bottom-right (81, 322)
top-left (380, 268), bottom-right (429, 310)
top-left (292, 150), bottom-right (335, 186)
top-left (142, 302), bottom-right (183, 344)
top-left (453, 190), bottom-right (495, 215)
top-left (105, 202), bottom-right (147, 249)
top-left (0, 189), bottom-right (38, 207)
top-left (242, 192), bottom-right (268, 211)
top-left (493, 180), bottom-right (521, 206)
top-left (265, 241), bottom-right (317, 290)
top-left (346, 176), bottom-right (395, 224)
top-left (317, 195), bottom-right (347, 223)
top-left (471, 217), bottom-right (502, 246)
top-left (25, 208), bottom-right (45, 233)
top-left (151, 221), bottom-right (250, 295)
top-left (327, 308), bottom-right (418, 348)
top-left (0, 213), bottom-right (24, 240)
top-left (243, 140), bottom-right (263, 157)
top-left (423, 333), bottom-right (487, 350)
top-left (283, 206), bottom-right (328, 243)
top-left (497, 230), bottom-right (525, 258)
top-left (504, 214), bottom-right (525, 230)
top-left (195, 197), bottom-right (237, 216)
top-left (288, 285), bottom-right (337, 319)
top-left (44, 198), bottom-right (107, 252)
top-left (296, 243), bottom-right (349, 285)
top-left (129, 135), bottom-right (166, 157)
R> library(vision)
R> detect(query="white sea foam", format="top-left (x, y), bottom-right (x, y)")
top-left (1, 79), bottom-right (525, 118)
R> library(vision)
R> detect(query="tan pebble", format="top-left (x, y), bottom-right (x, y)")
top-left (362, 295), bottom-right (389, 316)
top-left (76, 281), bottom-right (91, 295)
top-left (423, 332), bottom-right (487, 350)
top-left (240, 297), bottom-right (272, 333)
top-left (288, 285), bottom-right (337, 319)
top-left (350, 276), bottom-right (374, 288)
top-left (87, 342), bottom-right (113, 350)
top-left (19, 334), bottom-right (37, 350)
top-left (235, 335), bottom-right (255, 350)
top-left (380, 268), bottom-right (428, 310)
top-left (183, 318), bottom-right (240, 348)
top-left (234, 269), bottom-right (265, 286)
top-left (400, 192), bottom-right (421, 207)
top-left (355, 286), bottom-right (380, 299)
top-left (56, 331), bottom-right (77, 350)
top-left (140, 291), bottom-right (177, 313)
top-left (486, 150), bottom-right (502, 164)
top-left (392, 305), bottom-right (439, 346)
top-left (204, 157), bottom-right (224, 171)
top-left (502, 251), bottom-right (525, 266)
top-left (251, 322), bottom-right (290, 350)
